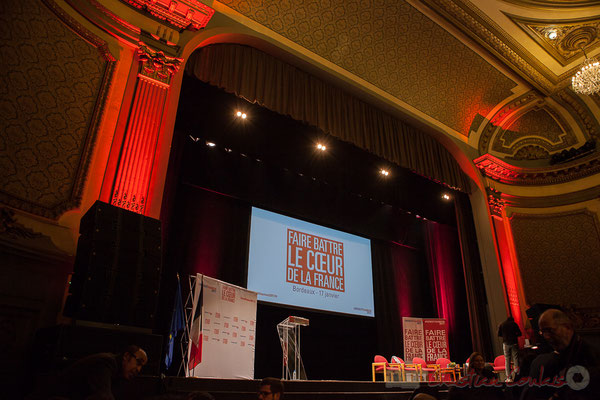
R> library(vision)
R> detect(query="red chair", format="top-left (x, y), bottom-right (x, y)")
top-left (390, 356), bottom-right (408, 381)
top-left (492, 355), bottom-right (505, 373)
top-left (436, 358), bottom-right (457, 382)
top-left (392, 356), bottom-right (420, 381)
top-left (492, 355), bottom-right (506, 379)
top-left (413, 357), bottom-right (440, 381)
top-left (372, 355), bottom-right (402, 382)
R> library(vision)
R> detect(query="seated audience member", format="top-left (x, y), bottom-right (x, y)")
top-left (28, 344), bottom-right (147, 400)
top-left (257, 377), bottom-right (284, 400)
top-left (521, 309), bottom-right (600, 400)
top-left (448, 352), bottom-right (502, 400)
top-left (465, 351), bottom-right (495, 381)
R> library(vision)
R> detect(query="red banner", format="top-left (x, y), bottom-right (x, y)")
top-left (423, 319), bottom-right (449, 363)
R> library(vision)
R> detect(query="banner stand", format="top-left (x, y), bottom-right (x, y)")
top-left (185, 274), bottom-right (257, 379)
top-left (177, 274), bottom-right (198, 377)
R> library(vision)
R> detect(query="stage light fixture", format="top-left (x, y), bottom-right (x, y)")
top-left (235, 111), bottom-right (247, 119)
top-left (442, 193), bottom-right (451, 201)
top-left (206, 141), bottom-right (216, 147)
top-left (316, 143), bottom-right (327, 151)
top-left (379, 169), bottom-right (390, 176)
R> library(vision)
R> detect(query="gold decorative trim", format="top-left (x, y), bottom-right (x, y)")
top-left (44, 0), bottom-right (115, 62)
top-left (474, 152), bottom-right (600, 185)
top-left (505, 13), bottom-right (600, 67)
top-left (478, 92), bottom-right (542, 154)
top-left (422, 0), bottom-right (577, 93)
top-left (490, 185), bottom-right (600, 209)
top-left (502, 0), bottom-right (600, 8)
top-left (494, 106), bottom-right (573, 156)
top-left (555, 89), bottom-right (600, 141)
top-left (67, 0), bottom-right (141, 37)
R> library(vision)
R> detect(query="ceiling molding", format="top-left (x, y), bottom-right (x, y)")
top-left (554, 89), bottom-right (600, 141)
top-left (478, 92), bottom-right (543, 154)
top-left (490, 185), bottom-right (600, 209)
top-left (505, 12), bottom-right (600, 67)
top-left (421, 0), bottom-right (584, 94)
top-left (491, 105), bottom-right (578, 159)
top-left (501, 0), bottom-right (600, 9)
top-left (473, 152), bottom-right (600, 185)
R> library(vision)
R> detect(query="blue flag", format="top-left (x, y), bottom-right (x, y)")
top-left (165, 276), bottom-right (185, 369)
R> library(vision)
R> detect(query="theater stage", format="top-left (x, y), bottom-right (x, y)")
top-left (128, 377), bottom-right (448, 399)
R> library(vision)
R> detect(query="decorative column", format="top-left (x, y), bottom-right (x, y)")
top-left (110, 43), bottom-right (182, 215)
top-left (487, 188), bottom-right (527, 340)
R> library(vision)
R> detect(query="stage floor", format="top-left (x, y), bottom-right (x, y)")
top-left (132, 376), bottom-right (448, 399)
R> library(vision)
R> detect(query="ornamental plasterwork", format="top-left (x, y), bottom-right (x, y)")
top-left (512, 145), bottom-right (550, 161)
top-left (121, 0), bottom-right (214, 31)
top-left (506, 13), bottom-right (600, 67)
top-left (555, 89), bottom-right (600, 141)
top-left (477, 92), bottom-right (542, 154)
top-left (138, 42), bottom-right (183, 84)
top-left (422, 0), bottom-right (558, 93)
top-left (492, 107), bottom-right (577, 158)
top-left (473, 152), bottom-right (600, 185)
top-left (487, 188), bottom-right (505, 217)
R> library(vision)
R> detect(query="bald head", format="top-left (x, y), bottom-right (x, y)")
top-left (538, 309), bottom-right (574, 351)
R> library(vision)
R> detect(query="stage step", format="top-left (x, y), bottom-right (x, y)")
top-left (128, 377), bottom-right (448, 400)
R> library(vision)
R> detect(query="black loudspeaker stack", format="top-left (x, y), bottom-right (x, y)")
top-left (64, 201), bottom-right (162, 329)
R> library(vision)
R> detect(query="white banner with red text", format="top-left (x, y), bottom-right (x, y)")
top-left (402, 317), bottom-right (449, 363)
top-left (189, 274), bottom-right (257, 378)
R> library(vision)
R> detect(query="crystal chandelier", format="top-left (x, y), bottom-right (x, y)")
top-left (572, 47), bottom-right (600, 95)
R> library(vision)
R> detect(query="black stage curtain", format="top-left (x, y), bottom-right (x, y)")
top-left (186, 44), bottom-right (471, 192)
top-left (159, 69), bottom-right (479, 376)
top-left (159, 137), bottom-right (474, 377)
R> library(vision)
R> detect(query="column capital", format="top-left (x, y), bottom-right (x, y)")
top-left (137, 42), bottom-right (183, 84)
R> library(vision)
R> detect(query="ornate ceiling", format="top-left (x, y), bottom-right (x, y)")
top-left (0, 0), bottom-right (110, 218)
top-left (212, 0), bottom-right (600, 175)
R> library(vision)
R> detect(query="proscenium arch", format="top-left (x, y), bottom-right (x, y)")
top-left (165, 28), bottom-right (488, 193)
top-left (162, 28), bottom-right (506, 355)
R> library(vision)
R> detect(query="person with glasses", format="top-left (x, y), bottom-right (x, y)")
top-left (522, 309), bottom-right (600, 400)
top-left (27, 344), bottom-right (148, 399)
top-left (257, 377), bottom-right (284, 400)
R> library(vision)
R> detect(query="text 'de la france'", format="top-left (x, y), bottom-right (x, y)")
top-left (286, 228), bottom-right (345, 292)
